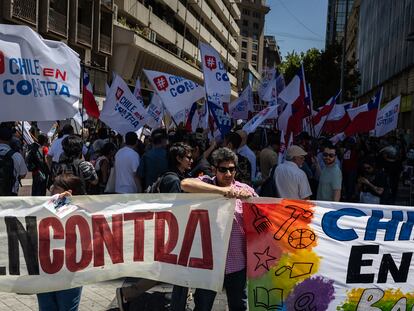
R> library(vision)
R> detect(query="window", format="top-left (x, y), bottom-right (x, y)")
top-left (241, 52), bottom-right (247, 59)
top-left (252, 33), bottom-right (258, 40)
top-left (242, 41), bottom-right (248, 48)
top-left (252, 43), bottom-right (258, 51)
top-left (242, 8), bottom-right (250, 16)
top-left (243, 20), bottom-right (248, 27)
top-left (253, 12), bottom-right (261, 19)
top-left (253, 22), bottom-right (259, 29)
top-left (252, 53), bottom-right (257, 61)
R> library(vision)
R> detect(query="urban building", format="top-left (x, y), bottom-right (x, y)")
top-left (0, 0), bottom-right (114, 106)
top-left (263, 35), bottom-right (281, 69)
top-left (112, 0), bottom-right (240, 99)
top-left (325, 0), bottom-right (354, 48)
top-left (236, 0), bottom-right (270, 90)
top-left (356, 0), bottom-right (414, 130)
top-left (344, 0), bottom-right (359, 66)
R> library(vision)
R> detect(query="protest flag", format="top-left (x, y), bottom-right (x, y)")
top-left (229, 85), bottom-right (253, 120)
top-left (375, 96), bottom-right (401, 137)
top-left (277, 64), bottom-right (308, 137)
top-left (82, 70), bottom-right (100, 118)
top-left (322, 102), bottom-right (352, 134)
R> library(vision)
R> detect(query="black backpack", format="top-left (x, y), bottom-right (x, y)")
top-left (52, 158), bottom-right (87, 194)
top-left (0, 150), bottom-right (16, 196)
top-left (145, 172), bottom-right (178, 193)
top-left (259, 165), bottom-right (278, 197)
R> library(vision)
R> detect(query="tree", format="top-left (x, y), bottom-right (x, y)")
top-left (277, 44), bottom-right (360, 108)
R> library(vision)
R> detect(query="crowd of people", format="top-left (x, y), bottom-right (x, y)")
top-left (0, 120), bottom-right (412, 310)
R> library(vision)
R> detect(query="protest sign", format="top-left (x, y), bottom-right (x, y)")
top-left (0, 24), bottom-right (80, 121)
top-left (100, 74), bottom-right (148, 135)
top-left (0, 194), bottom-right (234, 294)
top-left (229, 85), bottom-right (253, 120)
top-left (144, 69), bottom-right (204, 122)
top-left (244, 198), bottom-right (414, 310)
top-left (375, 96), bottom-right (401, 137)
top-left (199, 42), bottom-right (231, 104)
top-left (242, 105), bottom-right (278, 134)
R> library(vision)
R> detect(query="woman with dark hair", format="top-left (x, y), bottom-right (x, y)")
top-left (36, 173), bottom-right (83, 310)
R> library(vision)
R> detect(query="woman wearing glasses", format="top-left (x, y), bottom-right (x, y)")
top-left (171, 147), bottom-right (256, 311)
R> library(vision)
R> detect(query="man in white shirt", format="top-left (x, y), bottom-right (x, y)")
top-left (0, 125), bottom-right (27, 195)
top-left (115, 132), bottom-right (141, 193)
top-left (274, 145), bottom-right (312, 200)
top-left (46, 124), bottom-right (74, 168)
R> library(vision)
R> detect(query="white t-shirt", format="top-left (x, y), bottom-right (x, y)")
top-left (115, 146), bottom-right (140, 193)
top-left (47, 134), bottom-right (68, 162)
top-left (238, 144), bottom-right (257, 180)
top-left (0, 143), bottom-right (28, 194)
top-left (274, 160), bottom-right (312, 199)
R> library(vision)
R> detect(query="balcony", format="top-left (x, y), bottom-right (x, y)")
top-left (2, 0), bottom-right (38, 26)
top-left (49, 8), bottom-right (68, 36)
top-left (78, 23), bottom-right (92, 45)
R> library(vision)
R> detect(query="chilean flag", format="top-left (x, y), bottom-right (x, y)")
top-left (344, 88), bottom-right (382, 136)
top-left (82, 70), bottom-right (100, 118)
top-left (312, 91), bottom-right (341, 137)
top-left (322, 102), bottom-right (352, 134)
top-left (278, 65), bottom-right (308, 137)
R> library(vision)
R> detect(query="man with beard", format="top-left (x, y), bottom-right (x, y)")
top-left (317, 143), bottom-right (342, 201)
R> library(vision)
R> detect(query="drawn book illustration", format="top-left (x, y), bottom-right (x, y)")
top-left (253, 286), bottom-right (283, 310)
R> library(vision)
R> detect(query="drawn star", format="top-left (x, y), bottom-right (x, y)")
top-left (254, 247), bottom-right (277, 271)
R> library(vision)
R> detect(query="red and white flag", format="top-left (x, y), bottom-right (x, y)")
top-left (322, 102), bottom-right (352, 134)
top-left (277, 65), bottom-right (308, 137)
top-left (312, 91), bottom-right (341, 137)
top-left (82, 70), bottom-right (100, 118)
top-left (278, 130), bottom-right (293, 165)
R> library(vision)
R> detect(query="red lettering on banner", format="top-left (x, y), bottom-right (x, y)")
top-left (124, 212), bottom-right (154, 261)
top-left (43, 68), bottom-right (54, 77)
top-left (38, 217), bottom-right (64, 274)
top-left (65, 216), bottom-right (92, 272)
top-left (92, 214), bottom-right (124, 267)
top-left (55, 69), bottom-right (67, 81)
top-left (154, 212), bottom-right (178, 264)
top-left (178, 210), bottom-right (213, 269)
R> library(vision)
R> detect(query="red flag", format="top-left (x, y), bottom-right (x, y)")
top-left (83, 70), bottom-right (100, 118)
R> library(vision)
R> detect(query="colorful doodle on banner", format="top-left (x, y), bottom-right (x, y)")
top-left (244, 199), bottom-right (414, 310)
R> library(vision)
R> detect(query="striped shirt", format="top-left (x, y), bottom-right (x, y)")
top-left (199, 175), bottom-right (257, 274)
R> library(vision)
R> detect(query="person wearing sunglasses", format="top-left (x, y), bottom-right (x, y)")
top-left (316, 144), bottom-right (342, 201)
top-left (171, 147), bottom-right (256, 311)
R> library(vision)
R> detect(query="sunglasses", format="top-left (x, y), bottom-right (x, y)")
top-left (217, 166), bottom-right (236, 174)
top-left (323, 152), bottom-right (336, 158)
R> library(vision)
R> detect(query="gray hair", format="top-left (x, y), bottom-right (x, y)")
top-left (211, 147), bottom-right (238, 167)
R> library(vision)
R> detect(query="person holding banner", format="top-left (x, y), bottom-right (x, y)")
top-left (173, 147), bottom-right (256, 311)
top-left (36, 173), bottom-right (83, 310)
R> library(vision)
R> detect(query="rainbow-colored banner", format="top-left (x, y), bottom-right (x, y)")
top-left (244, 198), bottom-right (414, 310)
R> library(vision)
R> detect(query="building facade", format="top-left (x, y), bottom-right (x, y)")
top-left (0, 0), bottom-right (114, 105)
top-left (236, 0), bottom-right (269, 90)
top-left (356, 0), bottom-right (414, 130)
top-left (262, 35), bottom-right (281, 69)
top-left (325, 0), bottom-right (354, 48)
top-left (113, 0), bottom-right (240, 98)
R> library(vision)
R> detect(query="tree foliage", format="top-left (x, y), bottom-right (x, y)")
top-left (278, 43), bottom-right (360, 108)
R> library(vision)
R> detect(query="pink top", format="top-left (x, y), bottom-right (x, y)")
top-left (199, 175), bottom-right (257, 274)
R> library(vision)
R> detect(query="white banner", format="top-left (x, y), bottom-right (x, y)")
top-left (199, 42), bottom-right (231, 104)
top-left (144, 69), bottom-right (204, 121)
top-left (100, 74), bottom-right (148, 135)
top-left (0, 194), bottom-right (234, 294)
top-left (375, 96), bottom-right (400, 137)
top-left (146, 93), bottom-right (164, 129)
top-left (242, 105), bottom-right (278, 134)
top-left (0, 24), bottom-right (80, 121)
top-left (229, 85), bottom-right (253, 120)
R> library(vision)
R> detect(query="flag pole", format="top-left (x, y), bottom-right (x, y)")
top-left (80, 65), bottom-right (85, 141)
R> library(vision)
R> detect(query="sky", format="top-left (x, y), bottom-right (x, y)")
top-left (265, 0), bottom-right (328, 58)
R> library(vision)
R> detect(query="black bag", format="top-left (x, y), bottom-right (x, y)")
top-left (259, 165), bottom-right (278, 197)
top-left (145, 172), bottom-right (178, 193)
top-left (0, 149), bottom-right (16, 196)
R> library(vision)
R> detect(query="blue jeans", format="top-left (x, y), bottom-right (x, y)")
top-left (37, 287), bottom-right (82, 311)
top-left (172, 269), bottom-right (246, 311)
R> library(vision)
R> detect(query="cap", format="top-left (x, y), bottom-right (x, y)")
top-left (286, 145), bottom-right (307, 158)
